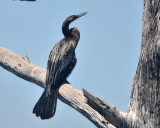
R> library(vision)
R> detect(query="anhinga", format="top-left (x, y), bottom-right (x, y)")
top-left (33, 12), bottom-right (87, 119)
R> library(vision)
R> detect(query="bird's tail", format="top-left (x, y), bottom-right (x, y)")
top-left (33, 86), bottom-right (59, 119)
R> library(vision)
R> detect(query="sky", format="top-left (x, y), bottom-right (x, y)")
top-left (0, 0), bottom-right (143, 128)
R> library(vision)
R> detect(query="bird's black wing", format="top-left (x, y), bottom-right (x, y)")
top-left (45, 40), bottom-right (74, 89)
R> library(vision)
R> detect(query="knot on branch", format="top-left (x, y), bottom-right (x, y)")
top-left (22, 54), bottom-right (30, 63)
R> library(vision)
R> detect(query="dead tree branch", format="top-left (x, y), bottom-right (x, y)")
top-left (0, 46), bottom-right (128, 128)
top-left (83, 89), bottom-right (129, 128)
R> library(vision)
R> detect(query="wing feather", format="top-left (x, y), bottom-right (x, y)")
top-left (45, 40), bottom-right (74, 89)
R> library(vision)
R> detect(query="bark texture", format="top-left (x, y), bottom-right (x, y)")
top-left (127, 0), bottom-right (160, 127)
top-left (83, 89), bottom-right (128, 128)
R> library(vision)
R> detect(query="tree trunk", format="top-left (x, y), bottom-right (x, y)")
top-left (127, 0), bottom-right (160, 127)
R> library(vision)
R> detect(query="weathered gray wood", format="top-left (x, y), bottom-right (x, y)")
top-left (127, 0), bottom-right (160, 127)
top-left (83, 89), bottom-right (129, 128)
top-left (0, 46), bottom-right (115, 128)
top-left (0, 46), bottom-right (46, 88)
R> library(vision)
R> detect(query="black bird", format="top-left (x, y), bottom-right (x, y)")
top-left (33, 12), bottom-right (87, 119)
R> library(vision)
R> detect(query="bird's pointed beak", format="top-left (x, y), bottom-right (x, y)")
top-left (77, 12), bottom-right (88, 18)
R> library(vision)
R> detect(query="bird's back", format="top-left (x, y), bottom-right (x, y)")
top-left (46, 38), bottom-right (76, 89)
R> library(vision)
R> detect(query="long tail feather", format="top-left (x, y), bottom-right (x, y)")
top-left (33, 87), bottom-right (58, 119)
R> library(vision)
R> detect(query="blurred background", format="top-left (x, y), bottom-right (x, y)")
top-left (0, 0), bottom-right (143, 128)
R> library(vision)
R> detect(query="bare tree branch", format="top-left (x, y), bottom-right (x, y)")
top-left (83, 89), bottom-right (129, 128)
top-left (0, 46), bottom-right (120, 128)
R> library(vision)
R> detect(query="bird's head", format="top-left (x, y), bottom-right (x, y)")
top-left (65, 12), bottom-right (87, 24)
top-left (62, 12), bottom-right (87, 37)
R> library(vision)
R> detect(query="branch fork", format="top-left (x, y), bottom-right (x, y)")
top-left (0, 46), bottom-right (130, 128)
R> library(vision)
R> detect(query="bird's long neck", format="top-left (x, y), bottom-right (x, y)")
top-left (62, 19), bottom-right (80, 48)
top-left (62, 21), bottom-right (70, 37)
